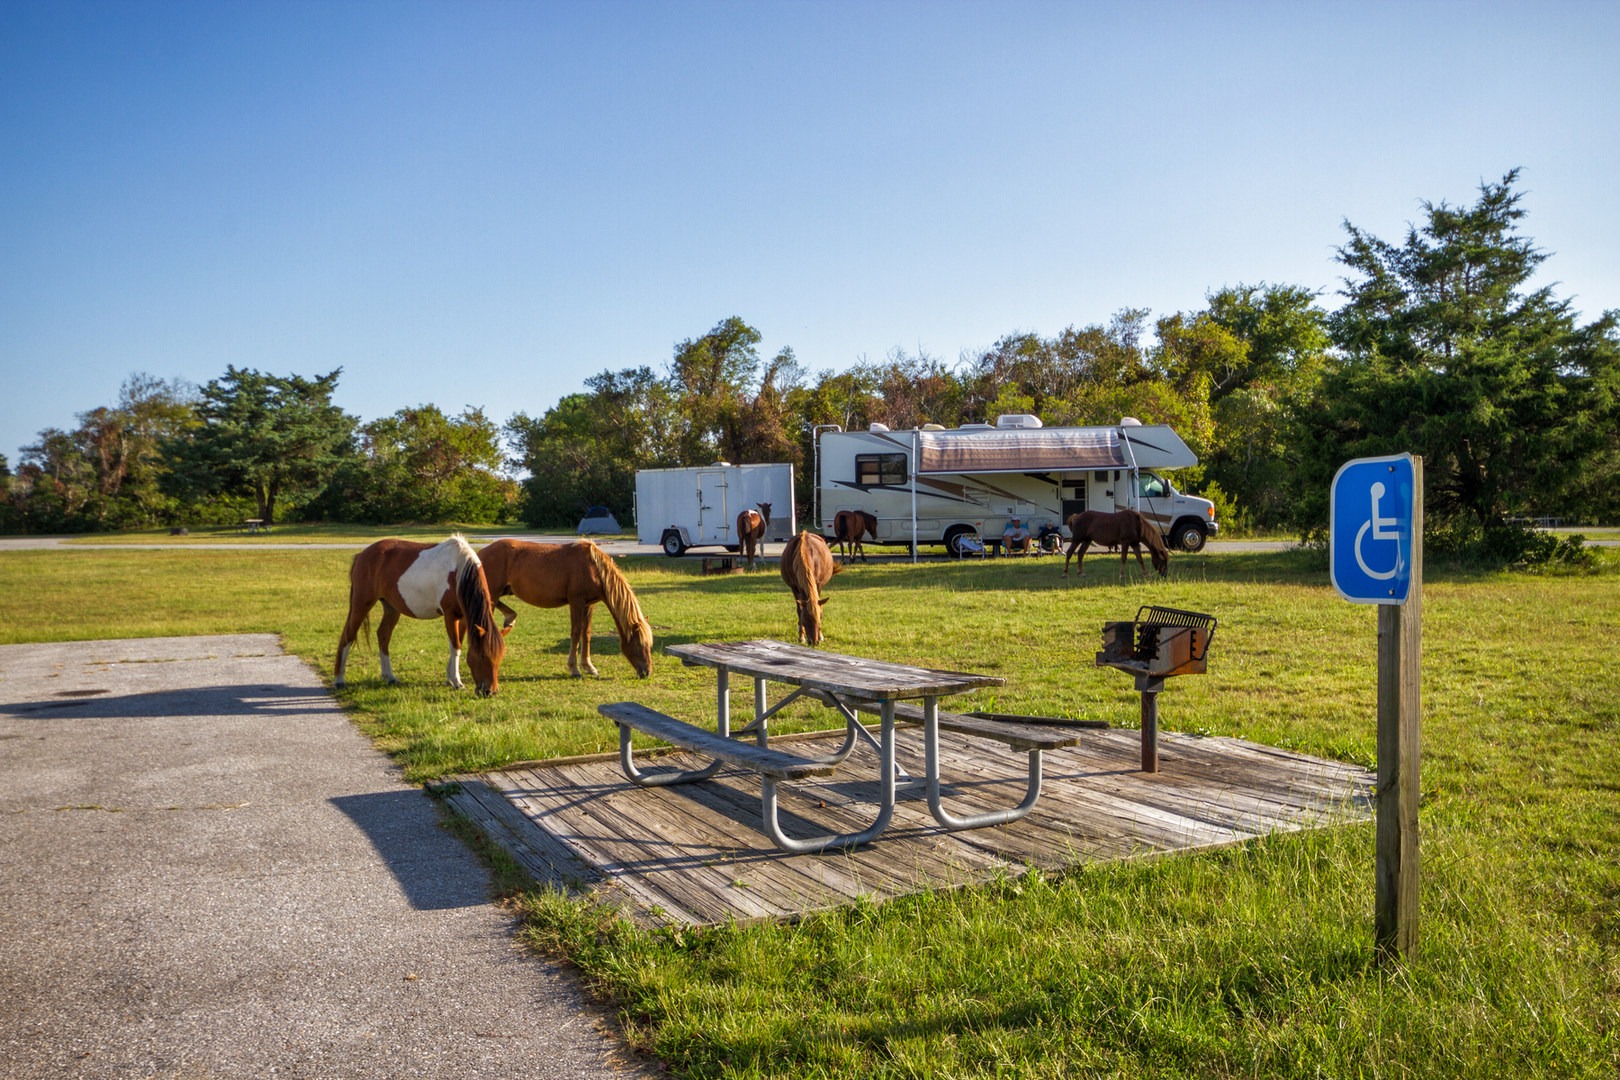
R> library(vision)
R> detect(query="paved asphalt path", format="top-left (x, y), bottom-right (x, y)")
top-left (0, 634), bottom-right (652, 1079)
top-left (0, 533), bottom-right (1305, 556)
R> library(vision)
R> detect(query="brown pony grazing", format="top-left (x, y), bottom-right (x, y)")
top-left (335, 535), bottom-right (508, 696)
top-left (478, 538), bottom-right (653, 678)
top-left (736, 502), bottom-right (772, 569)
top-left (1062, 510), bottom-right (1170, 579)
top-left (780, 530), bottom-right (840, 645)
top-left (832, 509), bottom-right (878, 564)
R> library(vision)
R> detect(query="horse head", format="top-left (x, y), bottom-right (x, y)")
top-left (1146, 532), bottom-right (1170, 577)
top-left (621, 619), bottom-right (654, 678)
top-left (796, 591), bottom-right (828, 645)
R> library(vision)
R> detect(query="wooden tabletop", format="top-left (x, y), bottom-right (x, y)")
top-left (665, 640), bottom-right (1003, 700)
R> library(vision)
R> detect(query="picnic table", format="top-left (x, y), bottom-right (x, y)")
top-left (239, 518), bottom-right (269, 534)
top-left (600, 640), bottom-right (1081, 854)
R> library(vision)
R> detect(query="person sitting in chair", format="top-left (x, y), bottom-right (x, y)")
top-left (1035, 521), bottom-right (1062, 553)
top-left (1001, 517), bottom-right (1031, 554)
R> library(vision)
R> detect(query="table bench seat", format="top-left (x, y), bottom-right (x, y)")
top-left (846, 700), bottom-right (1081, 752)
top-left (599, 701), bottom-right (837, 780)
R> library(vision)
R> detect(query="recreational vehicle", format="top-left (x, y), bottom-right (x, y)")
top-left (635, 463), bottom-right (797, 556)
top-left (814, 415), bottom-right (1217, 557)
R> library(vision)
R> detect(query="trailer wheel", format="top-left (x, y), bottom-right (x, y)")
top-left (1169, 521), bottom-right (1208, 553)
top-left (660, 530), bottom-right (687, 557)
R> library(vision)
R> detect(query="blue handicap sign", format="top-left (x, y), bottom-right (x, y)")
top-left (1330, 454), bottom-right (1416, 604)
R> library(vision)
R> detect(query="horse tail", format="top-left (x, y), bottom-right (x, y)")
top-left (346, 551), bottom-right (374, 650)
top-left (587, 542), bottom-right (651, 648)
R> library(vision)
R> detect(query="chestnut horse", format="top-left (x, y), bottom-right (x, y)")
top-left (736, 502), bottom-right (772, 569)
top-left (781, 530), bottom-right (840, 645)
top-left (478, 538), bottom-right (652, 678)
top-left (832, 509), bottom-right (878, 564)
top-left (1062, 510), bottom-right (1170, 579)
top-left (335, 535), bottom-right (508, 695)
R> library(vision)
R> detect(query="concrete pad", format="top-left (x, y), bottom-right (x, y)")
top-left (0, 634), bottom-right (651, 1079)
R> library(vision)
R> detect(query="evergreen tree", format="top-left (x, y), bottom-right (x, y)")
top-left (1300, 171), bottom-right (1620, 536)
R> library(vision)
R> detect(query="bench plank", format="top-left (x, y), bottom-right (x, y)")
top-left (599, 702), bottom-right (838, 780)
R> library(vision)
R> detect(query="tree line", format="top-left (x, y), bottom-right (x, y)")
top-left (4, 172), bottom-right (1616, 558)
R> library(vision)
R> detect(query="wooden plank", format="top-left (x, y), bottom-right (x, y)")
top-left (485, 770), bottom-right (715, 924)
top-left (540, 760), bottom-right (791, 921)
top-left (442, 778), bottom-right (603, 888)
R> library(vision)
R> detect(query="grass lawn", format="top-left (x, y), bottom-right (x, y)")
top-left (2, 542), bottom-right (1616, 1078)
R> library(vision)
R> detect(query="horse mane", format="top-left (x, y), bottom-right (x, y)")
top-left (1134, 510), bottom-right (1170, 556)
top-left (794, 531), bottom-right (822, 603)
top-left (586, 542), bottom-right (651, 648)
top-left (450, 536), bottom-right (502, 660)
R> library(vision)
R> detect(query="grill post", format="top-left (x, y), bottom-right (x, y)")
top-left (1136, 674), bottom-right (1164, 772)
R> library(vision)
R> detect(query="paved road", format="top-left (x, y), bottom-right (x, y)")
top-left (0, 634), bottom-right (652, 1079)
top-left (0, 533), bottom-right (1305, 556)
top-left (3, 532), bottom-right (1610, 557)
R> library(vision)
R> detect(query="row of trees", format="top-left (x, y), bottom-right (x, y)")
top-left (5, 172), bottom-right (1617, 553)
top-left (0, 367), bottom-right (516, 532)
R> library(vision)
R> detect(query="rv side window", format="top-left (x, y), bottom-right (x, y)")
top-left (856, 453), bottom-right (908, 486)
top-left (1139, 473), bottom-right (1169, 499)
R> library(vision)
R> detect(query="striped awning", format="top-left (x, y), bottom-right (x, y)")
top-left (914, 427), bottom-right (1127, 474)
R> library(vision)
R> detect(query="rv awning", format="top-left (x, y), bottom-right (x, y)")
top-left (914, 427), bottom-right (1127, 474)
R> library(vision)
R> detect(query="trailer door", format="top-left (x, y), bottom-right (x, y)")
top-left (697, 470), bottom-right (728, 543)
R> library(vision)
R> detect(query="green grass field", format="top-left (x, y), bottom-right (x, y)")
top-left (2, 543), bottom-right (1616, 1078)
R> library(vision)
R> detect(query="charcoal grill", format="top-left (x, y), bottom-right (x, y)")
top-left (1096, 605), bottom-right (1217, 771)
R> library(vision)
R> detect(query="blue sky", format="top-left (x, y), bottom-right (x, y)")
top-left (3, 0), bottom-right (1617, 464)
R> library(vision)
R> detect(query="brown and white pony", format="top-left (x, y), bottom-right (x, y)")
top-left (736, 502), bottom-right (772, 569)
top-left (478, 538), bottom-right (653, 678)
top-left (780, 530), bottom-right (840, 645)
top-left (335, 535), bottom-right (508, 695)
top-left (832, 509), bottom-right (878, 564)
top-left (1062, 510), bottom-right (1170, 579)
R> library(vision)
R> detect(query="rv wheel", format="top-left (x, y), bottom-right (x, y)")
top-left (1170, 521), bottom-right (1208, 553)
top-left (661, 531), bottom-right (687, 557)
top-left (943, 525), bottom-right (977, 559)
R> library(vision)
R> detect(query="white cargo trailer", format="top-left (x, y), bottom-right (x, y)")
top-left (635, 463), bottom-right (798, 557)
top-left (814, 415), bottom-right (1217, 558)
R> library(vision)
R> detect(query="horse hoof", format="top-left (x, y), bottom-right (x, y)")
top-left (383, 677), bottom-right (399, 687)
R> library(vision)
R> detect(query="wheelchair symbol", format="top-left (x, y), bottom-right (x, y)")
top-left (1354, 482), bottom-right (1402, 580)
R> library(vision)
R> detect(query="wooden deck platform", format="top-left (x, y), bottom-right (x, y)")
top-left (444, 725), bottom-right (1374, 927)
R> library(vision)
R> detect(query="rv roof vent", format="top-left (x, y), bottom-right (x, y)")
top-left (921, 423), bottom-right (945, 431)
top-left (996, 414), bottom-right (1043, 429)
top-left (1120, 416), bottom-right (1142, 427)
top-left (869, 422), bottom-right (890, 432)
top-left (960, 423), bottom-right (995, 430)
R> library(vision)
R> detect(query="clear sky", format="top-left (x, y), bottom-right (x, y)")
top-left (3, 0), bottom-right (1617, 464)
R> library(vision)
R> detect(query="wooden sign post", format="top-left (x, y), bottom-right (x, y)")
top-left (1330, 453), bottom-right (1422, 961)
top-left (1374, 462), bottom-right (1421, 960)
